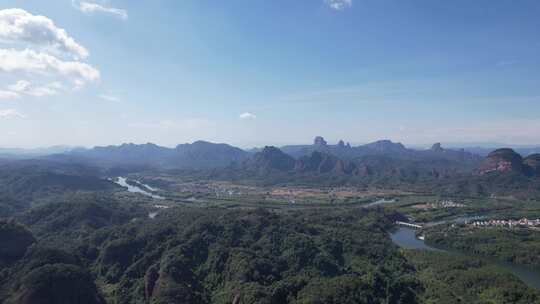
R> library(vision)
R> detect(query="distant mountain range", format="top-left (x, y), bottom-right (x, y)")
top-left (242, 144), bottom-right (480, 180)
top-left (39, 137), bottom-right (483, 171)
top-left (48, 141), bottom-right (250, 170)
top-left (0, 137), bottom-right (536, 182)
top-left (280, 137), bottom-right (481, 164)
top-left (0, 136), bottom-right (539, 199)
top-left (236, 143), bottom-right (540, 198)
top-left (0, 146), bottom-right (78, 159)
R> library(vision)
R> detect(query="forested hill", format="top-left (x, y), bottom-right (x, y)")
top-left (1, 198), bottom-right (538, 303)
top-left (0, 160), bottom-right (117, 206)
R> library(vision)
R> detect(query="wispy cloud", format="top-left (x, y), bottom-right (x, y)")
top-left (98, 94), bottom-right (120, 102)
top-left (8, 80), bottom-right (62, 97)
top-left (0, 108), bottom-right (25, 118)
top-left (324, 0), bottom-right (352, 10)
top-left (72, 1), bottom-right (128, 20)
top-left (0, 90), bottom-right (20, 100)
top-left (239, 112), bottom-right (257, 120)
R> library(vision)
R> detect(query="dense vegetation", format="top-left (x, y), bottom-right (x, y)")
top-left (425, 224), bottom-right (540, 269)
top-left (404, 250), bottom-right (539, 303)
top-left (1, 199), bottom-right (423, 303)
top-left (1, 158), bottom-right (540, 303)
top-left (0, 161), bottom-right (117, 203)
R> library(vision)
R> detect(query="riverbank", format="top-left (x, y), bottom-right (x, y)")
top-left (391, 227), bottom-right (540, 290)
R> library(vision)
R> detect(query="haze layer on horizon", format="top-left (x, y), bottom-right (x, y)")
top-left (0, 0), bottom-right (539, 148)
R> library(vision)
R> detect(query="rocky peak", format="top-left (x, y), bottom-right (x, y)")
top-left (249, 146), bottom-right (295, 171)
top-left (337, 140), bottom-right (345, 148)
top-left (431, 143), bottom-right (444, 152)
top-left (313, 136), bottom-right (327, 146)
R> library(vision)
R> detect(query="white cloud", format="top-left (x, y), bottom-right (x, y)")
top-left (0, 8), bottom-right (88, 59)
top-left (0, 90), bottom-right (20, 100)
top-left (98, 94), bottom-right (120, 102)
top-left (7, 80), bottom-right (62, 97)
top-left (239, 112), bottom-right (257, 120)
top-left (0, 48), bottom-right (100, 87)
top-left (324, 0), bottom-right (352, 10)
top-left (0, 9), bottom-right (99, 94)
top-left (0, 108), bottom-right (25, 118)
top-left (73, 1), bottom-right (128, 20)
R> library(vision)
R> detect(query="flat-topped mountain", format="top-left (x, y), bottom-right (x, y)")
top-left (476, 149), bottom-right (540, 177)
top-left (364, 139), bottom-right (407, 154)
top-left (478, 148), bottom-right (525, 175)
top-left (173, 141), bottom-right (249, 168)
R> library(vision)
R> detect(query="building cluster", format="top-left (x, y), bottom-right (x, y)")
top-left (414, 200), bottom-right (466, 210)
top-left (470, 218), bottom-right (540, 228)
top-left (437, 200), bottom-right (466, 208)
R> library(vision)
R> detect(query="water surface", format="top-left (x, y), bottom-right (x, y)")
top-left (390, 227), bottom-right (540, 289)
top-left (114, 177), bottom-right (164, 200)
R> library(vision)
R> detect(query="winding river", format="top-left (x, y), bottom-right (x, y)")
top-left (390, 227), bottom-right (540, 289)
top-left (113, 177), bottom-right (165, 200)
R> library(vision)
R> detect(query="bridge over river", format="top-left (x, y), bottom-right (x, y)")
top-left (395, 221), bottom-right (423, 229)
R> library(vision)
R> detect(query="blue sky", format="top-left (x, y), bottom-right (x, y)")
top-left (0, 0), bottom-right (539, 148)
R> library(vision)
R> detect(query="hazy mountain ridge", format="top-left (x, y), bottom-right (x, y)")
top-left (281, 137), bottom-right (481, 164)
top-left (4, 137), bottom-right (538, 173)
top-left (0, 146), bottom-right (79, 159)
top-left (48, 141), bottom-right (250, 170)
top-left (243, 139), bottom-right (481, 177)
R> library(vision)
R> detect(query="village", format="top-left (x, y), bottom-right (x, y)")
top-left (412, 200), bottom-right (466, 210)
top-left (469, 218), bottom-right (540, 229)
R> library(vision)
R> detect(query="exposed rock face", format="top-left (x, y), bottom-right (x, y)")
top-left (354, 165), bottom-right (372, 177)
top-left (524, 154), bottom-right (540, 176)
top-left (478, 148), bottom-right (524, 174)
top-left (313, 136), bottom-right (328, 146)
top-left (431, 143), bottom-right (444, 152)
top-left (144, 266), bottom-right (159, 300)
top-left (248, 146), bottom-right (296, 171)
top-left (295, 152), bottom-right (356, 174)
